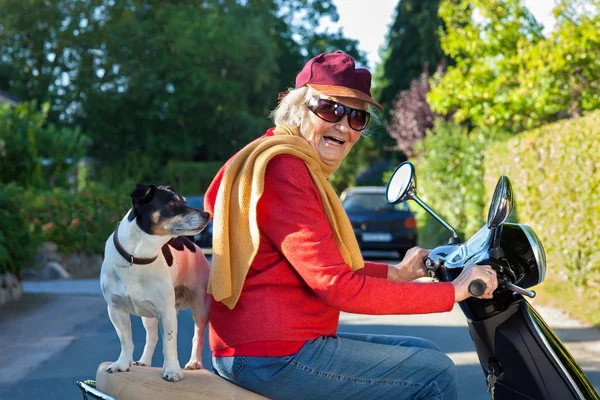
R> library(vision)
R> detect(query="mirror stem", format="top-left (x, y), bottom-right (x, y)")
top-left (489, 226), bottom-right (505, 258)
top-left (412, 196), bottom-right (459, 239)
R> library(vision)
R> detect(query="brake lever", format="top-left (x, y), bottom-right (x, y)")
top-left (500, 279), bottom-right (536, 298)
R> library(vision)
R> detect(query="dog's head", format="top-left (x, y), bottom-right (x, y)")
top-left (129, 184), bottom-right (210, 237)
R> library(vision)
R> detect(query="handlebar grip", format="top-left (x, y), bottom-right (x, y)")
top-left (468, 279), bottom-right (486, 296)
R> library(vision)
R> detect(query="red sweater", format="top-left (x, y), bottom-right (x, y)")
top-left (204, 129), bottom-right (455, 356)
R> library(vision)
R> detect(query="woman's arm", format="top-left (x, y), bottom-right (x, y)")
top-left (355, 261), bottom-right (388, 279)
top-left (257, 155), bottom-right (455, 315)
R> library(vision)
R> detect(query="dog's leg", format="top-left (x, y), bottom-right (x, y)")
top-left (185, 295), bottom-right (210, 370)
top-left (158, 311), bottom-right (184, 382)
top-left (134, 316), bottom-right (158, 366)
top-left (106, 305), bottom-right (134, 373)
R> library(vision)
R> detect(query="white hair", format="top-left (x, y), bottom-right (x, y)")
top-left (269, 86), bottom-right (380, 136)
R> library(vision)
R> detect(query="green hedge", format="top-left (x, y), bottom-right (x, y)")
top-left (19, 184), bottom-right (131, 256)
top-left (0, 159), bottom-right (225, 274)
top-left (484, 111), bottom-right (600, 289)
top-left (411, 120), bottom-right (507, 248)
top-left (0, 183), bottom-right (39, 275)
top-left (161, 161), bottom-right (224, 196)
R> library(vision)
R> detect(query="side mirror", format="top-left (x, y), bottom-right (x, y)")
top-left (386, 161), bottom-right (459, 241)
top-left (386, 162), bottom-right (416, 204)
top-left (487, 176), bottom-right (514, 229)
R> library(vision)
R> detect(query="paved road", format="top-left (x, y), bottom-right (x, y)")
top-left (1, 254), bottom-right (599, 400)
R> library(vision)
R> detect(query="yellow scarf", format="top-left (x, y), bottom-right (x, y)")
top-left (208, 125), bottom-right (364, 309)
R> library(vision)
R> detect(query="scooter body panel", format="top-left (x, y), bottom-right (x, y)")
top-left (463, 298), bottom-right (599, 400)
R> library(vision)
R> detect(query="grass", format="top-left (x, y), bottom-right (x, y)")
top-left (530, 274), bottom-right (600, 328)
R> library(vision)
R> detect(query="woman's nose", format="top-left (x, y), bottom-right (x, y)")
top-left (335, 116), bottom-right (352, 131)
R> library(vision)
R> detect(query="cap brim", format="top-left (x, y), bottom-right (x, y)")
top-left (307, 84), bottom-right (383, 110)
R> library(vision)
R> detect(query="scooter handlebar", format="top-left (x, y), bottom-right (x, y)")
top-left (468, 279), bottom-right (486, 297)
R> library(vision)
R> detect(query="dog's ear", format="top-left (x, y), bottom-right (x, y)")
top-left (130, 184), bottom-right (157, 206)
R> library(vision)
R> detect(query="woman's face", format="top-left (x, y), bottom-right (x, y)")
top-left (301, 96), bottom-right (367, 165)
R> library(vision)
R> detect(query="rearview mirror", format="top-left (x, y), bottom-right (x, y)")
top-left (386, 162), bottom-right (416, 204)
top-left (487, 176), bottom-right (514, 229)
top-left (386, 162), bottom-right (459, 241)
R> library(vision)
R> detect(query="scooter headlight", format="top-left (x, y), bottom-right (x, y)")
top-left (500, 223), bottom-right (547, 288)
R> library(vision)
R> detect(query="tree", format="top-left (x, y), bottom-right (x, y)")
top-left (429, 0), bottom-right (600, 134)
top-left (0, 101), bottom-right (90, 188)
top-left (375, 0), bottom-right (449, 110)
top-left (0, 0), bottom-right (367, 185)
top-left (385, 61), bottom-right (453, 158)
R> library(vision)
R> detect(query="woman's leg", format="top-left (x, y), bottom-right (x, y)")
top-left (212, 334), bottom-right (457, 400)
top-left (337, 331), bottom-right (444, 352)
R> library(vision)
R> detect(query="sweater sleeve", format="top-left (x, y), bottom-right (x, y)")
top-left (256, 155), bottom-right (455, 315)
top-left (355, 261), bottom-right (389, 279)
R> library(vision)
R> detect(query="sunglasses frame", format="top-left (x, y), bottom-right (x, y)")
top-left (307, 97), bottom-right (371, 131)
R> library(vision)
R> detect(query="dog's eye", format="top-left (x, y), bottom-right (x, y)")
top-left (169, 199), bottom-right (178, 206)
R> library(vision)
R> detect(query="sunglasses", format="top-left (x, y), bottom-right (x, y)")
top-left (307, 97), bottom-right (371, 131)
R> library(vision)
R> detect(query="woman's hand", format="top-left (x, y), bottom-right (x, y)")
top-left (388, 247), bottom-right (430, 282)
top-left (452, 263), bottom-right (498, 302)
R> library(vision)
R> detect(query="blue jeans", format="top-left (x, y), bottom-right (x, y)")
top-left (212, 333), bottom-right (458, 400)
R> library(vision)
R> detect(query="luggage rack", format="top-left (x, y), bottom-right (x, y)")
top-left (77, 380), bottom-right (117, 400)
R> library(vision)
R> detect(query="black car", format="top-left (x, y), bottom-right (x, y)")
top-left (340, 186), bottom-right (417, 257)
top-left (184, 194), bottom-right (213, 253)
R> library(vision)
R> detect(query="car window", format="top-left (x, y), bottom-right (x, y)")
top-left (342, 192), bottom-right (409, 212)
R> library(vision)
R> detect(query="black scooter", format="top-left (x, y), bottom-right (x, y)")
top-left (385, 161), bottom-right (599, 400)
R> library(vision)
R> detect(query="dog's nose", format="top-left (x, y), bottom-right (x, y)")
top-left (201, 211), bottom-right (210, 219)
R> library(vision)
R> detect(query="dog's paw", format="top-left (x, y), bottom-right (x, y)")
top-left (184, 361), bottom-right (203, 370)
top-left (132, 361), bottom-right (147, 366)
top-left (105, 360), bottom-right (132, 373)
top-left (162, 365), bottom-right (184, 382)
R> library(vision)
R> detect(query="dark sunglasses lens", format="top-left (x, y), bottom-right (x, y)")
top-left (349, 110), bottom-right (369, 130)
top-left (313, 98), bottom-right (370, 130)
top-left (315, 99), bottom-right (343, 123)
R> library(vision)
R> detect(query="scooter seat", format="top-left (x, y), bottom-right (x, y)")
top-left (96, 361), bottom-right (269, 400)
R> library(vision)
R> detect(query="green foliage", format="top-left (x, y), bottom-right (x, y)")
top-left (0, 183), bottom-right (38, 275)
top-left (412, 120), bottom-right (507, 247)
top-left (375, 0), bottom-right (449, 109)
top-left (0, 0), bottom-right (367, 181)
top-left (0, 102), bottom-right (43, 187)
top-left (372, 0), bottom-right (449, 155)
top-left (484, 111), bottom-right (600, 289)
top-left (0, 101), bottom-right (90, 188)
top-left (161, 161), bottom-right (224, 195)
top-left (429, 0), bottom-right (600, 134)
top-left (19, 183), bottom-right (132, 255)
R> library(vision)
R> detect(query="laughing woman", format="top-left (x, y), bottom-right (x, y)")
top-left (203, 51), bottom-right (498, 400)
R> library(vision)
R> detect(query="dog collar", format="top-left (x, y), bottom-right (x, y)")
top-left (113, 222), bottom-right (159, 265)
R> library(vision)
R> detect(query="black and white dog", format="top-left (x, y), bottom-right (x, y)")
top-left (100, 184), bottom-right (211, 382)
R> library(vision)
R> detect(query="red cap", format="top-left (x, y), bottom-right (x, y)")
top-left (294, 51), bottom-right (382, 109)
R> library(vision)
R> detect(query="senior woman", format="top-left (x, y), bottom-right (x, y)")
top-left (204, 51), bottom-right (498, 400)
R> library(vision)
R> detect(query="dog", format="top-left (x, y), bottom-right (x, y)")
top-left (100, 184), bottom-right (211, 382)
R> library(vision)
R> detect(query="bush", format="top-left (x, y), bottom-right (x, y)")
top-left (0, 101), bottom-right (90, 189)
top-left (161, 161), bottom-right (224, 195)
top-left (412, 120), bottom-right (507, 248)
top-left (484, 111), bottom-right (600, 289)
top-left (0, 183), bottom-right (39, 276)
top-left (19, 184), bottom-right (132, 256)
